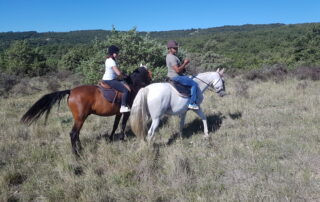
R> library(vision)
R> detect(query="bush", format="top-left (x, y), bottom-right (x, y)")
top-left (293, 66), bottom-right (320, 81)
top-left (244, 64), bottom-right (288, 82)
top-left (79, 28), bottom-right (167, 84)
top-left (58, 45), bottom-right (94, 72)
top-left (0, 73), bottom-right (19, 97)
top-left (2, 40), bottom-right (49, 76)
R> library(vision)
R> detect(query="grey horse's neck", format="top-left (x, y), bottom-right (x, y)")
top-left (192, 72), bottom-right (216, 92)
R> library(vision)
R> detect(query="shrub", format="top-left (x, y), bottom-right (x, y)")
top-left (293, 66), bottom-right (320, 81)
top-left (2, 40), bottom-right (49, 76)
top-left (244, 64), bottom-right (288, 81)
top-left (0, 73), bottom-right (19, 97)
top-left (58, 45), bottom-right (94, 72)
top-left (79, 28), bottom-right (167, 84)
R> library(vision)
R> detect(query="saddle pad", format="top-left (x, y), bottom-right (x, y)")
top-left (169, 80), bottom-right (191, 97)
top-left (97, 86), bottom-right (121, 104)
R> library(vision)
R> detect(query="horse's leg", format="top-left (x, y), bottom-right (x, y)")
top-left (179, 112), bottom-right (187, 138)
top-left (119, 112), bottom-right (130, 140)
top-left (109, 114), bottom-right (122, 141)
top-left (195, 107), bottom-right (209, 138)
top-left (146, 118), bottom-right (160, 142)
top-left (70, 119), bottom-right (85, 156)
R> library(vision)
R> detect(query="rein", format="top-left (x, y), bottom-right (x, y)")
top-left (192, 74), bottom-right (221, 92)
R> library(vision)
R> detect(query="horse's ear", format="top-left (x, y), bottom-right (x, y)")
top-left (140, 64), bottom-right (148, 69)
top-left (216, 68), bottom-right (220, 73)
top-left (219, 68), bottom-right (225, 75)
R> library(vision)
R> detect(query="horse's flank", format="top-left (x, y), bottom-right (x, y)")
top-left (68, 85), bottom-right (121, 117)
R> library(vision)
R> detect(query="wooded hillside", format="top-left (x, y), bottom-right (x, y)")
top-left (0, 23), bottom-right (319, 80)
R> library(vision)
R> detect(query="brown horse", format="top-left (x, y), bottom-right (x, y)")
top-left (21, 66), bottom-right (152, 155)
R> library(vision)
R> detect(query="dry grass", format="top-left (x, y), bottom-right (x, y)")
top-left (0, 75), bottom-right (320, 201)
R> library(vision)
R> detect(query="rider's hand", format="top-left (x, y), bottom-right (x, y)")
top-left (184, 59), bottom-right (190, 65)
top-left (116, 74), bottom-right (127, 81)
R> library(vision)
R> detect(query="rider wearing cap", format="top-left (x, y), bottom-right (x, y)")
top-left (166, 40), bottom-right (199, 110)
top-left (103, 45), bottom-right (131, 113)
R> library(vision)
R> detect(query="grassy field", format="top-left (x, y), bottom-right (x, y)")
top-left (0, 73), bottom-right (320, 201)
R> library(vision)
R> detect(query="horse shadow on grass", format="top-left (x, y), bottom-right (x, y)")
top-left (167, 112), bottom-right (226, 145)
top-left (95, 116), bottom-right (171, 142)
top-left (228, 111), bottom-right (242, 120)
top-left (96, 111), bottom-right (242, 146)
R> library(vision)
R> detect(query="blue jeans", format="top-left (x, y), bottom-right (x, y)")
top-left (103, 80), bottom-right (130, 106)
top-left (172, 76), bottom-right (198, 105)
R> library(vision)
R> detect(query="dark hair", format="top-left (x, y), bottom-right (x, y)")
top-left (108, 45), bottom-right (120, 55)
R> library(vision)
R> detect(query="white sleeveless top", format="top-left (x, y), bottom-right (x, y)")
top-left (102, 58), bottom-right (117, 80)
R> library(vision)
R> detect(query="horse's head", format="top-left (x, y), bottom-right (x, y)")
top-left (212, 68), bottom-right (226, 97)
top-left (128, 65), bottom-right (152, 92)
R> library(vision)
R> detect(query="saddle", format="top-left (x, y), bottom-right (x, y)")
top-left (168, 79), bottom-right (191, 98)
top-left (97, 81), bottom-right (123, 104)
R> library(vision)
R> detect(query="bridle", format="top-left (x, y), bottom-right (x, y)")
top-left (192, 73), bottom-right (223, 92)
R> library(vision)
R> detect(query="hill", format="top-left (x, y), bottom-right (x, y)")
top-left (0, 23), bottom-right (319, 78)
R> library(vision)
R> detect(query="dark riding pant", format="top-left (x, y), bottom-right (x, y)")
top-left (103, 80), bottom-right (130, 106)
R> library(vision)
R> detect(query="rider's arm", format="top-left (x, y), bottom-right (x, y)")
top-left (112, 66), bottom-right (122, 76)
top-left (172, 59), bottom-right (190, 74)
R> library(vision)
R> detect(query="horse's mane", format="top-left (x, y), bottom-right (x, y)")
top-left (129, 67), bottom-right (150, 87)
top-left (122, 67), bottom-right (151, 94)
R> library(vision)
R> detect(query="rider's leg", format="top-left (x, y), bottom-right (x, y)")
top-left (172, 76), bottom-right (199, 107)
top-left (103, 80), bottom-right (130, 112)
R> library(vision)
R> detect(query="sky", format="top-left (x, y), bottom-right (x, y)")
top-left (0, 0), bottom-right (319, 33)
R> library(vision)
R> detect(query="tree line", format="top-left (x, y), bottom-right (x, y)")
top-left (0, 23), bottom-right (319, 83)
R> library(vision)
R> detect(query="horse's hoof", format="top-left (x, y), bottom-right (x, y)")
top-left (203, 135), bottom-right (209, 139)
top-left (119, 133), bottom-right (127, 141)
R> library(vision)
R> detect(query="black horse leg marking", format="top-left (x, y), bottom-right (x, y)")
top-left (70, 120), bottom-right (84, 156)
top-left (70, 127), bottom-right (79, 155)
top-left (76, 134), bottom-right (83, 152)
top-left (120, 112), bottom-right (130, 140)
top-left (109, 114), bottom-right (122, 141)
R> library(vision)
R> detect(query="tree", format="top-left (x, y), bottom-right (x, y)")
top-left (79, 28), bottom-right (167, 84)
top-left (58, 45), bottom-right (92, 71)
top-left (3, 40), bottom-right (48, 76)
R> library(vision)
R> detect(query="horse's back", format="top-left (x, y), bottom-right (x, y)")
top-left (68, 85), bottom-right (118, 117)
top-left (146, 83), bottom-right (172, 102)
top-left (146, 82), bottom-right (171, 92)
top-left (145, 82), bottom-right (188, 115)
top-left (69, 85), bottom-right (98, 103)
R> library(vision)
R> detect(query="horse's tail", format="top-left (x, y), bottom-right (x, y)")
top-left (21, 90), bottom-right (71, 125)
top-left (130, 87), bottom-right (149, 139)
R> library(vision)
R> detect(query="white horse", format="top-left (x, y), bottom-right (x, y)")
top-left (130, 68), bottom-right (226, 141)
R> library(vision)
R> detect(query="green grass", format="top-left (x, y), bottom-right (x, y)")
top-left (0, 76), bottom-right (320, 201)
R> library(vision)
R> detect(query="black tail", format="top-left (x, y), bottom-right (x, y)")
top-left (21, 90), bottom-right (70, 125)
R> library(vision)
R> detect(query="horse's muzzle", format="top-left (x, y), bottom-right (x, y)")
top-left (218, 90), bottom-right (226, 97)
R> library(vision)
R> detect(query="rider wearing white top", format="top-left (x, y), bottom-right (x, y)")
top-left (102, 45), bottom-right (131, 113)
top-left (103, 58), bottom-right (117, 80)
